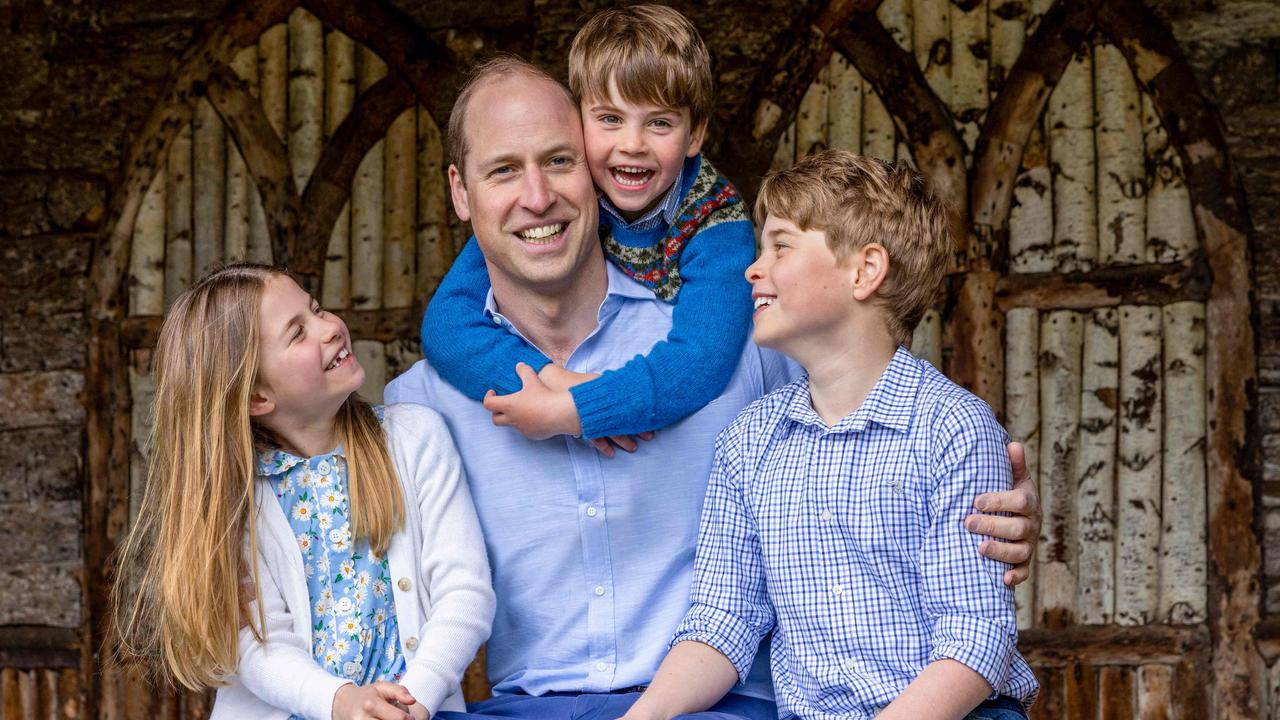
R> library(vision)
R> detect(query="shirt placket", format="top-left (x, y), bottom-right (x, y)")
top-left (566, 414), bottom-right (618, 692)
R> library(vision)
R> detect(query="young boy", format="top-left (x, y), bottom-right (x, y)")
top-left (621, 151), bottom-right (1039, 720)
top-left (421, 5), bottom-right (755, 445)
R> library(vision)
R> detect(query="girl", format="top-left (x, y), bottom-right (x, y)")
top-left (111, 264), bottom-right (495, 720)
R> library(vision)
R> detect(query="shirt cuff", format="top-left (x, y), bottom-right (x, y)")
top-left (928, 615), bottom-right (1016, 694)
top-left (670, 603), bottom-right (763, 684)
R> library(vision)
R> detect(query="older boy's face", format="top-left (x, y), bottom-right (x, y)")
top-left (581, 78), bottom-right (705, 222)
top-left (448, 75), bottom-right (600, 297)
top-left (745, 215), bottom-right (857, 355)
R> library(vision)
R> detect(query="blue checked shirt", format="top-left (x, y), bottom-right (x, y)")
top-left (672, 347), bottom-right (1038, 719)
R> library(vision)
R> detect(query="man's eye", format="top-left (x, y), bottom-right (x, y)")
top-left (549, 156), bottom-right (571, 167)
top-left (490, 166), bottom-right (513, 177)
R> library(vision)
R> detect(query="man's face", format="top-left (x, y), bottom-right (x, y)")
top-left (448, 75), bottom-right (600, 297)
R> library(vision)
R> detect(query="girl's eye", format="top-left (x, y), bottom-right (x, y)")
top-left (291, 325), bottom-right (304, 343)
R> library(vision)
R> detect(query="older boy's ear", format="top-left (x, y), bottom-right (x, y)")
top-left (249, 389), bottom-right (275, 418)
top-left (852, 243), bottom-right (890, 301)
top-left (685, 120), bottom-right (708, 158)
top-left (448, 164), bottom-right (472, 222)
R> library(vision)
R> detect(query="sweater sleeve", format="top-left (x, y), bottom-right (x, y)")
top-left (389, 405), bottom-right (496, 715)
top-left (570, 218), bottom-right (756, 438)
top-left (420, 236), bottom-right (551, 399)
top-left (233, 547), bottom-right (352, 720)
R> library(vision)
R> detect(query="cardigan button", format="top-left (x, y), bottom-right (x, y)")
top-left (405, 636), bottom-right (419, 651)
top-left (398, 577), bottom-right (411, 592)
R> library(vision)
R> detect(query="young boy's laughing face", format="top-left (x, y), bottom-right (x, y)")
top-left (581, 77), bottom-right (706, 222)
top-left (746, 215), bottom-right (859, 358)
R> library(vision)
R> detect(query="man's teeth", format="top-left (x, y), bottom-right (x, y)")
top-left (516, 224), bottom-right (564, 242)
top-left (612, 166), bottom-right (652, 187)
top-left (754, 297), bottom-right (775, 310)
top-left (326, 346), bottom-right (350, 371)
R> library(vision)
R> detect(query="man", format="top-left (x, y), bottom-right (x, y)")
top-left (385, 56), bottom-right (1041, 720)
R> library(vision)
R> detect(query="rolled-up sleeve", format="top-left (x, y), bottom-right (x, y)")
top-left (670, 434), bottom-right (775, 682)
top-left (921, 397), bottom-right (1018, 693)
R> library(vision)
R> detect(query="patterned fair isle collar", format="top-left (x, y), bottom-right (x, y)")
top-left (784, 346), bottom-right (920, 434)
top-left (254, 405), bottom-right (385, 477)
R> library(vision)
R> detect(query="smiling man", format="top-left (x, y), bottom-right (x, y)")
top-left (384, 56), bottom-right (1041, 720)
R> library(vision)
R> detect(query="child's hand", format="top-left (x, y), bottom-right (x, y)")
top-left (484, 363), bottom-right (582, 439)
top-left (332, 681), bottom-right (418, 720)
top-left (537, 363), bottom-right (600, 392)
top-left (588, 431), bottom-right (656, 458)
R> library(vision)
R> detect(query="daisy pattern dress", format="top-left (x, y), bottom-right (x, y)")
top-left (257, 407), bottom-right (405, 717)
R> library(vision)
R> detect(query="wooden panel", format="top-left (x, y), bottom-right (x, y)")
top-left (1136, 664), bottom-right (1172, 719)
top-left (354, 340), bottom-right (387, 404)
top-left (323, 29), bottom-right (357, 307)
top-left (129, 168), bottom-right (166, 316)
top-left (1093, 41), bottom-right (1146, 265)
top-left (224, 46), bottom-right (256, 264)
top-left (1062, 662), bottom-right (1098, 720)
top-left (288, 8), bottom-right (325, 190)
top-left (1076, 308), bottom-right (1117, 624)
top-left (1009, 118), bottom-right (1054, 273)
top-left (1099, 666), bottom-right (1136, 720)
top-left (1005, 307), bottom-right (1038, 630)
top-left (1142, 93), bottom-right (1196, 263)
top-left (351, 48), bottom-right (388, 310)
top-left (1048, 44), bottom-right (1097, 272)
top-left (1116, 306), bottom-right (1162, 625)
top-left (416, 107), bottom-right (452, 301)
top-left (795, 64), bottom-right (829, 158)
top-left (192, 98), bottom-right (226, 280)
top-left (910, 309), bottom-right (942, 370)
top-left (164, 122), bottom-right (194, 302)
top-left (950, 0), bottom-right (988, 150)
top-left (383, 107), bottom-right (417, 308)
top-left (826, 53), bottom-right (863, 154)
top-left (1036, 310), bottom-right (1081, 627)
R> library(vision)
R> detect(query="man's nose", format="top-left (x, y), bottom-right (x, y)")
top-left (520, 169), bottom-right (554, 214)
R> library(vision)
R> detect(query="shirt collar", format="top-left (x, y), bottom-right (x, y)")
top-left (255, 443), bottom-right (347, 477)
top-left (597, 157), bottom-right (689, 231)
top-left (784, 346), bottom-right (921, 434)
top-left (483, 256), bottom-right (659, 327)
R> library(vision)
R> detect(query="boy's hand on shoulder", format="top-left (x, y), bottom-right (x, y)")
top-left (964, 442), bottom-right (1042, 587)
top-left (484, 363), bottom-right (582, 439)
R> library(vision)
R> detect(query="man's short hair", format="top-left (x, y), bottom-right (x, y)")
top-left (754, 150), bottom-right (952, 346)
top-left (446, 54), bottom-right (575, 175)
top-left (568, 4), bottom-right (714, 129)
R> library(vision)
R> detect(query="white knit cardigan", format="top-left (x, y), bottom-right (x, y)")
top-left (210, 403), bottom-right (495, 720)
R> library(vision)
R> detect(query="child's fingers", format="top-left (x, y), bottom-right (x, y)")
top-left (609, 435), bottom-right (638, 453)
top-left (590, 437), bottom-right (616, 458)
top-left (514, 362), bottom-right (541, 388)
top-left (370, 681), bottom-right (415, 705)
top-left (637, 431), bottom-right (655, 441)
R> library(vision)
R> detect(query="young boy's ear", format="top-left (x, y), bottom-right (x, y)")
top-left (448, 164), bottom-right (472, 222)
top-left (851, 243), bottom-right (890, 301)
top-left (685, 120), bottom-right (708, 158)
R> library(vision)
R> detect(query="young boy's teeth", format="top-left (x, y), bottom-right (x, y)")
top-left (753, 297), bottom-right (775, 310)
top-left (611, 166), bottom-right (652, 187)
top-left (516, 223), bottom-right (564, 242)
top-left (326, 346), bottom-right (350, 371)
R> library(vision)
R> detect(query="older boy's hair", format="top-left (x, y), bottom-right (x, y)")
top-left (755, 150), bottom-right (952, 345)
top-left (446, 54), bottom-right (574, 175)
top-left (568, 4), bottom-right (714, 129)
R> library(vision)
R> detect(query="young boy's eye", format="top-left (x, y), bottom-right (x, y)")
top-left (649, 118), bottom-right (673, 129)
top-left (599, 114), bottom-right (621, 125)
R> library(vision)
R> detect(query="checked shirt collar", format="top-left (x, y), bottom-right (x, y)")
top-left (783, 345), bottom-right (921, 434)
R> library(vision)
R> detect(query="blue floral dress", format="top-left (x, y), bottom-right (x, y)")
top-left (256, 408), bottom-right (405, 715)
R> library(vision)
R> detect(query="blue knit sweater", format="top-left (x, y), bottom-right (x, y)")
top-left (419, 154), bottom-right (755, 438)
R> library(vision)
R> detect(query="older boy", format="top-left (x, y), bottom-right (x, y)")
top-left (421, 5), bottom-right (756, 446)
top-left (623, 152), bottom-right (1039, 720)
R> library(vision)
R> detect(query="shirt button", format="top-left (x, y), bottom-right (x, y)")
top-left (492, 316), bottom-right (502, 325)
top-left (586, 506), bottom-right (598, 517)
top-left (832, 584), bottom-right (844, 596)
top-left (844, 659), bottom-right (857, 672)
top-left (595, 661), bottom-right (607, 672)
top-left (405, 636), bottom-right (419, 651)
top-left (594, 585), bottom-right (606, 596)
top-left (820, 510), bottom-right (833, 521)
top-left (397, 578), bottom-right (411, 592)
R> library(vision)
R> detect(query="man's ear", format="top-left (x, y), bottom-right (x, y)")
top-left (448, 164), bottom-right (471, 222)
top-left (852, 243), bottom-right (890, 301)
top-left (249, 388), bottom-right (274, 418)
top-left (685, 120), bottom-right (708, 158)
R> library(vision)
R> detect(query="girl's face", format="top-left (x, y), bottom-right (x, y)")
top-left (252, 275), bottom-right (364, 426)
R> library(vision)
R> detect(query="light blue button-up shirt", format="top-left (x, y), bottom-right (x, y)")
top-left (386, 261), bottom-right (797, 699)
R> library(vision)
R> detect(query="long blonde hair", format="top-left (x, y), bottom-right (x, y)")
top-left (109, 263), bottom-right (404, 690)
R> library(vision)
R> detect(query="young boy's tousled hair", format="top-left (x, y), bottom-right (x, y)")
top-left (568, 4), bottom-right (714, 129)
top-left (755, 150), bottom-right (951, 345)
